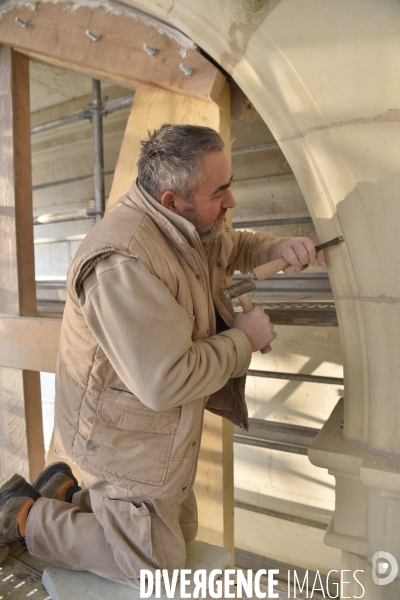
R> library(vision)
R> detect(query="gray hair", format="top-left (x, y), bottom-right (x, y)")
top-left (137, 124), bottom-right (224, 202)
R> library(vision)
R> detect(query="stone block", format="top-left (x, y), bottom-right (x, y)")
top-left (42, 540), bottom-right (231, 600)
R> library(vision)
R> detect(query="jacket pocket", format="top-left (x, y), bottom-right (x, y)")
top-left (84, 387), bottom-right (180, 487)
top-left (99, 388), bottom-right (180, 433)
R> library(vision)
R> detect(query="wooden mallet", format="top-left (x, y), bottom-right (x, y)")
top-left (223, 276), bottom-right (273, 353)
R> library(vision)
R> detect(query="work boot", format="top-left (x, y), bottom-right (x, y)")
top-left (32, 462), bottom-right (81, 502)
top-left (0, 474), bottom-right (40, 547)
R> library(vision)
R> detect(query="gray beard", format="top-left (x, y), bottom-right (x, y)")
top-left (199, 225), bottom-right (224, 244)
top-left (181, 202), bottom-right (224, 243)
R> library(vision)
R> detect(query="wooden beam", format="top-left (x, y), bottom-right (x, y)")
top-left (0, 46), bottom-right (45, 482)
top-left (107, 84), bottom-right (232, 209)
top-left (0, 316), bottom-right (61, 373)
top-left (0, 2), bottom-right (225, 104)
top-left (106, 82), bottom-right (234, 557)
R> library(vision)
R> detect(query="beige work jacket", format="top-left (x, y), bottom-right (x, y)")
top-left (54, 182), bottom-right (287, 499)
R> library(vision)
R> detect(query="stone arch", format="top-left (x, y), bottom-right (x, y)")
top-left (128, 0), bottom-right (400, 455)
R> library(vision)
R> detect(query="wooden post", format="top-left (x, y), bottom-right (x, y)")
top-left (107, 83), bottom-right (230, 209)
top-left (195, 85), bottom-right (234, 559)
top-left (106, 83), bottom-right (234, 559)
top-left (0, 47), bottom-right (44, 483)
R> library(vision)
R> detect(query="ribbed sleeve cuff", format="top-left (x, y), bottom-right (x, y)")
top-left (219, 328), bottom-right (253, 377)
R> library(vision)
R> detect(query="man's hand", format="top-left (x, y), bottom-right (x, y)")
top-left (278, 237), bottom-right (325, 275)
top-left (233, 306), bottom-right (277, 352)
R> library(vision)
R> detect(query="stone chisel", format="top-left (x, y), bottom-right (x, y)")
top-left (223, 236), bottom-right (344, 354)
top-left (253, 235), bottom-right (344, 280)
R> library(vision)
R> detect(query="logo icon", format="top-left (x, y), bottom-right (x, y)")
top-left (372, 551), bottom-right (398, 586)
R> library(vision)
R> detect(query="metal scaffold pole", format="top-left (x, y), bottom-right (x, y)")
top-left (91, 79), bottom-right (105, 223)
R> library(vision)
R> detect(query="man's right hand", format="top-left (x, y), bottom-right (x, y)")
top-left (233, 306), bottom-right (277, 352)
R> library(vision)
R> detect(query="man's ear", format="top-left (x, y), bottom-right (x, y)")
top-left (159, 190), bottom-right (179, 213)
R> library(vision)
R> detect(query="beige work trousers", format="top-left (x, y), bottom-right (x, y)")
top-left (25, 469), bottom-right (198, 589)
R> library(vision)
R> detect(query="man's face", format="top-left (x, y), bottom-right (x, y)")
top-left (184, 151), bottom-right (235, 238)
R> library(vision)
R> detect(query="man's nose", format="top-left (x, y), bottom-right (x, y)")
top-left (223, 189), bottom-right (236, 209)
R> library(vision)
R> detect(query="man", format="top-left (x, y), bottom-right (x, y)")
top-left (0, 124), bottom-right (324, 587)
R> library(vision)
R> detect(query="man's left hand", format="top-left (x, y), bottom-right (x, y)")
top-left (278, 237), bottom-right (325, 275)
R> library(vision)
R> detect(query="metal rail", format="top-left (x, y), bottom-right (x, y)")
top-left (232, 272), bottom-right (332, 292)
top-left (36, 274), bottom-right (339, 325)
top-left (34, 234), bottom-right (86, 245)
top-left (33, 196), bottom-right (313, 229)
top-left (260, 303), bottom-right (338, 327)
top-left (234, 418), bottom-right (320, 455)
top-left (234, 500), bottom-right (329, 530)
top-left (34, 209), bottom-right (97, 225)
top-left (31, 94), bottom-right (134, 135)
top-left (248, 369), bottom-right (343, 386)
top-left (233, 216), bottom-right (313, 228)
top-left (33, 170), bottom-right (115, 192)
top-left (34, 212), bottom-right (314, 230)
